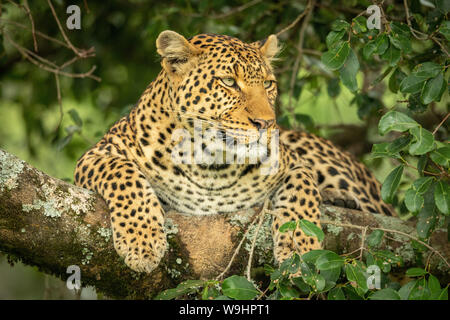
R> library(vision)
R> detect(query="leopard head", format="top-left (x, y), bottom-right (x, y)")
top-left (156, 30), bottom-right (280, 145)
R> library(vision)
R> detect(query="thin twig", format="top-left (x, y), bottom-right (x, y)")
top-left (286, 0), bottom-right (315, 124)
top-left (47, 0), bottom-right (85, 57)
top-left (0, 19), bottom-right (70, 48)
top-left (22, 0), bottom-right (38, 52)
top-left (275, 1), bottom-right (313, 37)
top-left (246, 201), bottom-right (269, 281)
top-left (54, 73), bottom-right (63, 132)
top-left (3, 33), bottom-right (100, 81)
top-left (358, 226), bottom-right (368, 261)
top-left (432, 112), bottom-right (450, 135)
top-left (215, 211), bottom-right (262, 280)
top-left (321, 220), bottom-right (450, 269)
top-left (190, 0), bottom-right (262, 19)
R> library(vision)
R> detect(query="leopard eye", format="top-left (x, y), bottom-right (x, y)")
top-left (220, 77), bottom-right (236, 87)
top-left (263, 80), bottom-right (273, 89)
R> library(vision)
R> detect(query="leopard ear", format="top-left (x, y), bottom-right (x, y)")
top-left (253, 34), bottom-right (279, 60)
top-left (156, 30), bottom-right (200, 74)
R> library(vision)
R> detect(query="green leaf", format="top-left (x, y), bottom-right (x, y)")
top-left (398, 280), bottom-right (417, 300)
top-left (439, 20), bottom-right (450, 41)
top-left (331, 19), bottom-right (350, 31)
top-left (327, 287), bottom-right (346, 300)
top-left (399, 74), bottom-right (427, 94)
top-left (386, 135), bottom-right (413, 153)
top-left (345, 264), bottom-right (368, 295)
top-left (388, 34), bottom-right (411, 53)
top-left (408, 93), bottom-right (428, 113)
top-left (155, 280), bottom-right (205, 300)
top-left (409, 127), bottom-right (435, 155)
top-left (438, 287), bottom-right (448, 300)
top-left (202, 285), bottom-right (220, 300)
top-left (381, 45), bottom-right (401, 67)
top-left (362, 41), bottom-right (377, 60)
top-left (428, 274), bottom-right (442, 299)
top-left (390, 21), bottom-right (411, 37)
top-left (291, 277), bottom-right (311, 293)
top-left (315, 251), bottom-right (345, 271)
top-left (343, 284), bottom-right (364, 300)
top-left (412, 177), bottom-right (434, 194)
top-left (378, 111), bottom-right (418, 135)
top-left (68, 109), bottom-right (83, 127)
top-left (430, 146), bottom-right (450, 167)
top-left (367, 230), bottom-right (384, 247)
top-left (321, 41), bottom-right (350, 71)
top-left (214, 295), bottom-right (232, 300)
top-left (381, 165), bottom-right (404, 203)
top-left (295, 113), bottom-right (315, 131)
top-left (369, 288), bottom-right (401, 300)
top-left (320, 266), bottom-right (341, 283)
top-left (404, 177), bottom-right (434, 213)
top-left (414, 62), bottom-right (443, 79)
top-left (320, 280), bottom-right (336, 293)
top-left (388, 68), bottom-right (406, 93)
top-left (421, 72), bottom-right (444, 104)
top-left (409, 278), bottom-right (430, 300)
top-left (326, 30), bottom-right (346, 48)
top-left (326, 78), bottom-right (341, 98)
top-left (339, 48), bottom-right (359, 92)
top-left (389, 22), bottom-right (411, 53)
top-left (352, 16), bottom-right (367, 34)
top-left (298, 219), bottom-right (325, 242)
top-left (373, 250), bottom-right (403, 265)
top-left (417, 155), bottom-right (428, 176)
top-left (299, 262), bottom-right (316, 287)
top-left (370, 142), bottom-right (392, 159)
top-left (405, 188), bottom-right (424, 213)
top-left (222, 275), bottom-right (259, 300)
top-left (374, 34), bottom-right (389, 55)
top-left (279, 253), bottom-right (301, 274)
top-left (302, 249), bottom-right (329, 264)
top-left (406, 268), bottom-right (428, 277)
top-left (56, 134), bottom-right (73, 151)
top-left (434, 181), bottom-right (450, 216)
top-left (278, 280), bottom-right (300, 298)
top-left (279, 221), bottom-right (297, 233)
top-left (313, 274), bottom-right (326, 292)
top-left (416, 186), bottom-right (437, 238)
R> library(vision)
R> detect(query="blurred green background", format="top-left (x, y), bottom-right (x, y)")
top-left (0, 0), bottom-right (447, 299)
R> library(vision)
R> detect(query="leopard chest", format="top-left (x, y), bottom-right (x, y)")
top-left (147, 163), bottom-right (281, 215)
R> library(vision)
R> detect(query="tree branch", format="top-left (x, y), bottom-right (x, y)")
top-left (0, 149), bottom-right (448, 299)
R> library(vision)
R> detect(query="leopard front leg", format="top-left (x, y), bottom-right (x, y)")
top-left (271, 166), bottom-right (322, 264)
top-left (75, 155), bottom-right (167, 273)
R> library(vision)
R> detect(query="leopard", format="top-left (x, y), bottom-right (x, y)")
top-left (74, 30), bottom-right (395, 274)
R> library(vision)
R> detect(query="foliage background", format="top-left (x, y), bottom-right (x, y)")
top-left (0, 0), bottom-right (448, 299)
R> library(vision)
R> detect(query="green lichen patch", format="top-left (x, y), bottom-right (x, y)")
top-left (0, 150), bottom-right (25, 192)
top-left (22, 199), bottom-right (61, 218)
top-left (21, 174), bottom-right (94, 219)
top-left (243, 213), bottom-right (274, 265)
top-left (227, 209), bottom-right (253, 227)
top-left (81, 247), bottom-right (94, 265)
top-left (164, 218), bottom-right (178, 236)
top-left (97, 227), bottom-right (112, 243)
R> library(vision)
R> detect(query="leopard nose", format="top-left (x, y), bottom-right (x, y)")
top-left (249, 118), bottom-right (275, 130)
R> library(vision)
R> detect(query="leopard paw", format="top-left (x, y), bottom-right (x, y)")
top-left (321, 188), bottom-right (360, 210)
top-left (113, 230), bottom-right (167, 274)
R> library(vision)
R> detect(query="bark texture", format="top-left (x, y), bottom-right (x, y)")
top-left (0, 149), bottom-right (448, 299)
